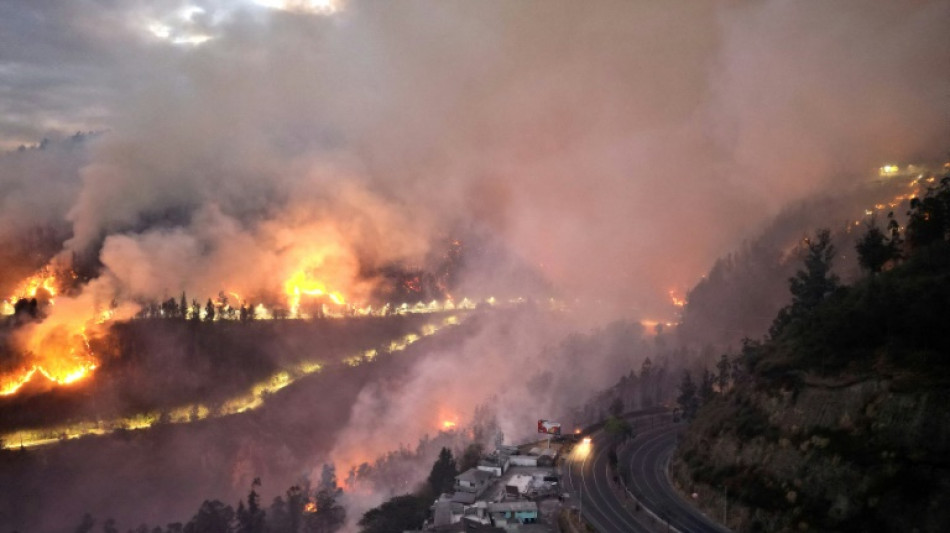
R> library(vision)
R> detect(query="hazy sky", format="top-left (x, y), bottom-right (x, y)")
top-left (1, 0), bottom-right (948, 317)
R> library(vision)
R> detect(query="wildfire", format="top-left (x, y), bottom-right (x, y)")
top-left (668, 289), bottom-right (686, 308)
top-left (0, 267), bottom-right (100, 395)
top-left (284, 268), bottom-right (345, 317)
top-left (304, 501), bottom-right (317, 513)
top-left (2, 267), bottom-right (61, 315)
top-left (0, 324), bottom-right (99, 396)
top-left (442, 420), bottom-right (457, 430)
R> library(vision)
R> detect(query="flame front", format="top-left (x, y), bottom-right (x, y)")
top-left (1, 267), bottom-right (102, 396)
top-left (284, 268), bottom-right (346, 317)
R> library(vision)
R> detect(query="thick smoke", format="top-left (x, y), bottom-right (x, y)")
top-left (0, 0), bottom-right (948, 529)
top-left (2, 0), bottom-right (946, 315)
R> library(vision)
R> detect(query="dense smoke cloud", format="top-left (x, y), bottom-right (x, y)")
top-left (1, 1), bottom-right (948, 529)
top-left (2, 0), bottom-right (947, 315)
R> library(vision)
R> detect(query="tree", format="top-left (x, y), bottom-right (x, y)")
top-left (180, 292), bottom-right (188, 320)
top-left (236, 478), bottom-right (265, 533)
top-left (699, 368), bottom-right (715, 405)
top-left (856, 215), bottom-right (901, 274)
top-left (604, 416), bottom-right (634, 440)
top-left (267, 497), bottom-right (289, 533)
top-left (457, 442), bottom-right (484, 473)
top-left (204, 299), bottom-right (215, 322)
top-left (770, 229), bottom-right (839, 337)
top-left (677, 370), bottom-right (699, 419)
top-left (74, 513), bottom-right (95, 533)
top-left (790, 229), bottom-right (839, 309)
top-left (715, 354), bottom-right (730, 392)
top-left (191, 299), bottom-right (201, 322)
top-left (103, 518), bottom-right (119, 533)
top-left (907, 176), bottom-right (950, 249)
top-left (358, 494), bottom-right (428, 533)
top-left (608, 396), bottom-right (624, 417)
top-left (307, 465), bottom-right (346, 533)
top-left (184, 500), bottom-right (234, 533)
top-left (426, 447), bottom-right (458, 497)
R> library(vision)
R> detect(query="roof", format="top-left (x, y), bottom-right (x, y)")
top-left (488, 501), bottom-right (538, 513)
top-left (451, 491), bottom-right (477, 504)
top-left (457, 468), bottom-right (493, 483)
top-left (506, 474), bottom-right (532, 492)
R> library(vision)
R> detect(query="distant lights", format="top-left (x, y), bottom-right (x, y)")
top-left (879, 164), bottom-right (900, 177)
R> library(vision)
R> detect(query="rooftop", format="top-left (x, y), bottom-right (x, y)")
top-left (488, 501), bottom-right (539, 513)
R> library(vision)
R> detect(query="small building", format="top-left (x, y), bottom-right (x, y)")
top-left (487, 501), bottom-right (539, 525)
top-left (496, 444), bottom-right (520, 456)
top-left (508, 455), bottom-right (538, 467)
top-left (455, 468), bottom-right (493, 496)
top-left (450, 491), bottom-right (477, 505)
top-left (477, 453), bottom-right (510, 477)
top-left (505, 474), bottom-right (533, 498)
top-left (432, 500), bottom-right (464, 527)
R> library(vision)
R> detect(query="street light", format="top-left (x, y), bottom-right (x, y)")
top-left (575, 436), bottom-right (592, 520)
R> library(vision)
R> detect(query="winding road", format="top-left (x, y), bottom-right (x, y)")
top-left (561, 414), bottom-right (730, 533)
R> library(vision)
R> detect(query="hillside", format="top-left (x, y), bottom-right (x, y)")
top-left (671, 177), bottom-right (950, 532)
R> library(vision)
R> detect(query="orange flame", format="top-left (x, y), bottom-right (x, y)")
top-left (0, 268), bottom-right (101, 396)
top-left (668, 289), bottom-right (686, 308)
top-left (284, 268), bottom-right (345, 316)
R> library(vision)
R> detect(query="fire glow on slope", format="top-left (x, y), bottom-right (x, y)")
top-left (0, 269), bottom-right (103, 396)
top-left (0, 313), bottom-right (465, 449)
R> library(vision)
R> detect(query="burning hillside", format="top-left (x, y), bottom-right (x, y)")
top-left (0, 232), bottom-right (505, 398)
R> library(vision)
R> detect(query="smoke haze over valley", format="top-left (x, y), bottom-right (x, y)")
top-left (0, 1), bottom-right (948, 531)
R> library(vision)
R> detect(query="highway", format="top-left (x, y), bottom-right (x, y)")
top-left (561, 415), bottom-right (730, 533)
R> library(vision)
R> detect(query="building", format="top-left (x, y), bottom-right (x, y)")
top-left (487, 501), bottom-right (539, 526)
top-left (504, 474), bottom-right (532, 498)
top-left (477, 453), bottom-right (510, 477)
top-left (455, 468), bottom-right (493, 496)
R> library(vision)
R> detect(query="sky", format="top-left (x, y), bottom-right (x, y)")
top-left (0, 0), bottom-right (948, 319)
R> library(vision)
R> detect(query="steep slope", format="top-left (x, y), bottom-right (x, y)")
top-left (672, 178), bottom-right (950, 532)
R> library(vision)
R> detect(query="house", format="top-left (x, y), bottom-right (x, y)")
top-left (432, 500), bottom-right (464, 527)
top-left (507, 455), bottom-right (538, 467)
top-left (477, 453), bottom-right (510, 477)
top-left (487, 501), bottom-right (539, 525)
top-left (504, 474), bottom-right (533, 498)
top-left (455, 468), bottom-right (493, 496)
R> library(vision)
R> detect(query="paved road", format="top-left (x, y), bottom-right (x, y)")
top-left (622, 423), bottom-right (731, 533)
top-left (562, 416), bottom-right (730, 533)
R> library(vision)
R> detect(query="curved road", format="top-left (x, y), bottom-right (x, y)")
top-left (562, 416), bottom-right (730, 533)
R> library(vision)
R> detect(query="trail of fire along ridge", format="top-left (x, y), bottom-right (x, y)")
top-left (0, 313), bottom-right (467, 450)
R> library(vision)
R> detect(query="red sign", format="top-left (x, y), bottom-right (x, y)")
top-left (537, 419), bottom-right (562, 435)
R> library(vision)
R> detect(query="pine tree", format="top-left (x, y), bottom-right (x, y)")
top-left (699, 368), bottom-right (715, 405)
top-left (204, 299), bottom-right (215, 322)
top-left (180, 292), bottom-right (188, 320)
top-left (427, 447), bottom-right (458, 497)
top-left (770, 229), bottom-right (839, 337)
top-left (307, 465), bottom-right (346, 533)
top-left (236, 478), bottom-right (265, 533)
top-left (715, 354), bottom-right (730, 392)
top-left (677, 370), bottom-right (699, 419)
